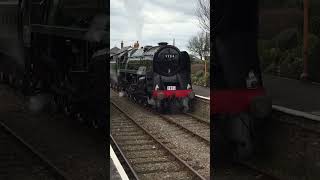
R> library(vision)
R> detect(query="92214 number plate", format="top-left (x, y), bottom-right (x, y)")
top-left (167, 86), bottom-right (176, 90)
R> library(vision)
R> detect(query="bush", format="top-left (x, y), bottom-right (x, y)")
top-left (191, 72), bottom-right (210, 87)
top-left (272, 28), bottom-right (299, 50)
top-left (195, 70), bottom-right (204, 77)
top-left (259, 33), bottom-right (320, 81)
top-left (259, 46), bottom-right (282, 71)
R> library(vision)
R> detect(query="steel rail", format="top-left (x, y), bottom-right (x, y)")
top-left (110, 135), bottom-right (140, 180)
top-left (111, 101), bottom-right (207, 180)
top-left (0, 120), bottom-right (71, 180)
top-left (184, 111), bottom-right (210, 125)
top-left (155, 112), bottom-right (210, 145)
top-left (111, 89), bottom-right (210, 145)
top-left (236, 161), bottom-right (282, 180)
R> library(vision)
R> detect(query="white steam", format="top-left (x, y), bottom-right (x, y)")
top-left (123, 0), bottom-right (145, 41)
top-left (85, 14), bottom-right (108, 43)
top-left (28, 94), bottom-right (51, 113)
top-left (110, 64), bottom-right (118, 83)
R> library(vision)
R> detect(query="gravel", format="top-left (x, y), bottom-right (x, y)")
top-left (111, 104), bottom-right (204, 179)
top-left (111, 90), bottom-right (210, 178)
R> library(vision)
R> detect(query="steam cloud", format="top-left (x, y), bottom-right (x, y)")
top-left (28, 94), bottom-right (51, 113)
top-left (110, 65), bottom-right (118, 83)
top-left (85, 14), bottom-right (108, 43)
top-left (123, 0), bottom-right (145, 41)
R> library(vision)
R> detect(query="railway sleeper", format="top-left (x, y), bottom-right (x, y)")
top-left (111, 132), bottom-right (144, 136)
top-left (117, 140), bottom-right (154, 146)
top-left (112, 127), bottom-right (139, 132)
top-left (125, 149), bottom-right (167, 159)
top-left (114, 136), bottom-right (150, 141)
top-left (111, 125), bottom-right (136, 129)
top-left (140, 171), bottom-right (197, 180)
top-left (134, 161), bottom-right (183, 174)
top-left (122, 144), bottom-right (159, 152)
top-left (129, 156), bottom-right (172, 165)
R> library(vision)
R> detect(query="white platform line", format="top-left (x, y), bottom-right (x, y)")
top-left (272, 105), bottom-right (320, 122)
top-left (265, 74), bottom-right (320, 86)
top-left (110, 145), bottom-right (129, 180)
top-left (195, 94), bottom-right (210, 100)
top-left (195, 93), bottom-right (320, 122)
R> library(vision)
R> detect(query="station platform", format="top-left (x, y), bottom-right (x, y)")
top-left (193, 74), bottom-right (320, 116)
top-left (193, 85), bottom-right (210, 98)
top-left (110, 146), bottom-right (129, 180)
top-left (263, 74), bottom-right (320, 115)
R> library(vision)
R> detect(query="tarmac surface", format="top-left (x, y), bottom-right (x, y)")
top-left (263, 74), bottom-right (320, 115)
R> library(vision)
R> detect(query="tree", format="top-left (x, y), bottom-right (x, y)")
top-left (187, 32), bottom-right (209, 61)
top-left (188, 32), bottom-right (205, 60)
top-left (196, 0), bottom-right (210, 33)
top-left (187, 31), bottom-right (210, 85)
top-left (195, 0), bottom-right (210, 60)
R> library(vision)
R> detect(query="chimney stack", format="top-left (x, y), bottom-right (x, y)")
top-left (158, 42), bottom-right (168, 46)
top-left (134, 41), bottom-right (139, 48)
top-left (121, 41), bottom-right (124, 49)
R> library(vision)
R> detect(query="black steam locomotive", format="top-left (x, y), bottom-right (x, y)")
top-left (212, 0), bottom-right (272, 162)
top-left (110, 42), bottom-right (195, 112)
top-left (0, 0), bottom-right (108, 128)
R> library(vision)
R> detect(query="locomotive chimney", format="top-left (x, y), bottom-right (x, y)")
top-left (121, 41), bottom-right (124, 49)
top-left (158, 42), bottom-right (168, 46)
top-left (134, 41), bottom-right (140, 48)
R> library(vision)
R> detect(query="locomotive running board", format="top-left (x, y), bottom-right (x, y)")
top-left (31, 24), bottom-right (88, 40)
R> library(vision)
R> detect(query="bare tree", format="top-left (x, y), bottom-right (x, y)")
top-left (187, 32), bottom-right (205, 60)
top-left (187, 32), bottom-right (209, 60)
top-left (196, 0), bottom-right (210, 33)
top-left (188, 32), bottom-right (210, 81)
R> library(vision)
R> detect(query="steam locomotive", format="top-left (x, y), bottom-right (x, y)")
top-left (212, 0), bottom-right (272, 161)
top-left (110, 42), bottom-right (195, 112)
top-left (0, 0), bottom-right (108, 129)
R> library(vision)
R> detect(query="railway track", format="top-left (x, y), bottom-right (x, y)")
top-left (272, 105), bottom-right (320, 133)
top-left (110, 103), bottom-right (207, 180)
top-left (235, 162), bottom-right (282, 180)
top-left (111, 89), bottom-right (210, 178)
top-left (0, 120), bottom-right (69, 180)
top-left (154, 111), bottom-right (210, 144)
top-left (224, 105), bottom-right (320, 180)
top-left (253, 105), bottom-right (320, 180)
top-left (112, 89), bottom-right (210, 144)
top-left (110, 89), bottom-right (283, 179)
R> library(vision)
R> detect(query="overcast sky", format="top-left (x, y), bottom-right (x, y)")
top-left (110, 0), bottom-right (202, 52)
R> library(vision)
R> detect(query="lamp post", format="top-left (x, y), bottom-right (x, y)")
top-left (301, 0), bottom-right (310, 80)
top-left (203, 32), bottom-right (210, 86)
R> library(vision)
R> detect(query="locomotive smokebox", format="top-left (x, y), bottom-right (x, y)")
top-left (158, 42), bottom-right (168, 46)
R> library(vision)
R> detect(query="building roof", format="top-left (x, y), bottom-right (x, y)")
top-left (110, 46), bottom-right (120, 55)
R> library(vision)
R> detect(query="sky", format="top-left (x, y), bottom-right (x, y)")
top-left (110, 0), bottom-right (202, 53)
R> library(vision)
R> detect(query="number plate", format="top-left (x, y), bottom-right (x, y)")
top-left (167, 86), bottom-right (176, 90)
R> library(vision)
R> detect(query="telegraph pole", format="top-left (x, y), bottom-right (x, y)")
top-left (301, 0), bottom-right (310, 80)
